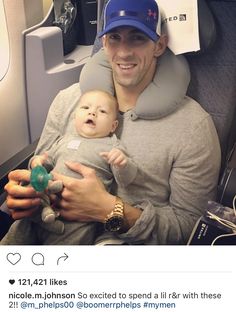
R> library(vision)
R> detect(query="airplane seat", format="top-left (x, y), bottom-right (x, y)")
top-left (186, 0), bottom-right (236, 174)
top-left (24, 0), bottom-right (96, 143)
top-left (186, 0), bottom-right (236, 244)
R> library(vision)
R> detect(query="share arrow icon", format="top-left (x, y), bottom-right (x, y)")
top-left (57, 253), bottom-right (69, 265)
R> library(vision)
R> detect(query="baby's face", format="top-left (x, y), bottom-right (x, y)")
top-left (75, 91), bottom-right (118, 138)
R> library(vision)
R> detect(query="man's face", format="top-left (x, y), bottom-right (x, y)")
top-left (102, 27), bottom-right (161, 91)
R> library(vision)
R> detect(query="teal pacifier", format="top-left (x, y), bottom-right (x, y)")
top-left (30, 165), bottom-right (53, 192)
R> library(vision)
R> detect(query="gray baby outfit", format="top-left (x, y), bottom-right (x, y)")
top-left (1, 132), bottom-right (137, 245)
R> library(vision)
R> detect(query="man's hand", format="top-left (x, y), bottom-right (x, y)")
top-left (100, 148), bottom-right (127, 168)
top-left (30, 153), bottom-right (48, 168)
top-left (51, 162), bottom-right (116, 223)
top-left (4, 169), bottom-right (41, 219)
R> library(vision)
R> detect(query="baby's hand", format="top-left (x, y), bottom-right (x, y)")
top-left (30, 153), bottom-right (48, 168)
top-left (100, 148), bottom-right (127, 168)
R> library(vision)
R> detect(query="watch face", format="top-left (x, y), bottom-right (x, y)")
top-left (105, 216), bottom-right (124, 232)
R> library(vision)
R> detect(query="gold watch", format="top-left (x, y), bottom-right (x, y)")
top-left (104, 196), bottom-right (124, 232)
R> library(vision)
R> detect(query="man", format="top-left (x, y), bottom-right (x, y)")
top-left (4, 0), bottom-right (221, 244)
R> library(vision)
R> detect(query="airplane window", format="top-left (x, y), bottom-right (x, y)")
top-left (0, 0), bottom-right (10, 81)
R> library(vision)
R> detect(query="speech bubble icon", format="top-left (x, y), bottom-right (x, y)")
top-left (31, 253), bottom-right (44, 266)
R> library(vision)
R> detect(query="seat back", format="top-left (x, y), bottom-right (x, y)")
top-left (186, 0), bottom-right (236, 171)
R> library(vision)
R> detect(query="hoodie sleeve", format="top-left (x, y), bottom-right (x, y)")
top-left (35, 83), bottom-right (81, 155)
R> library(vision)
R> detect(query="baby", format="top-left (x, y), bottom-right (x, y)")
top-left (1, 90), bottom-right (137, 245)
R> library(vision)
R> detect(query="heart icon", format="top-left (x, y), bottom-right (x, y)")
top-left (7, 253), bottom-right (21, 265)
top-left (9, 279), bottom-right (15, 285)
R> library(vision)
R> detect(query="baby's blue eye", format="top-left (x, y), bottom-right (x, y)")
top-left (100, 109), bottom-right (107, 113)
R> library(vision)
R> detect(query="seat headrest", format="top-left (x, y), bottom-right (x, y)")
top-left (193, 0), bottom-right (216, 53)
top-left (157, 0), bottom-right (216, 55)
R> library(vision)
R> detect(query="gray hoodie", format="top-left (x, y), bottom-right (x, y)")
top-left (36, 48), bottom-right (221, 244)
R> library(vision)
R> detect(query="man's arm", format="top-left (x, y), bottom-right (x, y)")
top-left (36, 83), bottom-right (81, 154)
top-left (118, 116), bottom-right (221, 245)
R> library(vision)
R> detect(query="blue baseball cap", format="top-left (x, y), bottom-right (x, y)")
top-left (98, 0), bottom-right (161, 42)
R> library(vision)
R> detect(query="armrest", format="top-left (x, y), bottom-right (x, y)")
top-left (0, 139), bottom-right (39, 205)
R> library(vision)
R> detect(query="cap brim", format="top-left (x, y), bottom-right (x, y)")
top-left (98, 19), bottom-right (159, 42)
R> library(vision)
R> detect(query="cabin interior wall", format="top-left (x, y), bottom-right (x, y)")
top-left (0, 0), bottom-right (45, 166)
